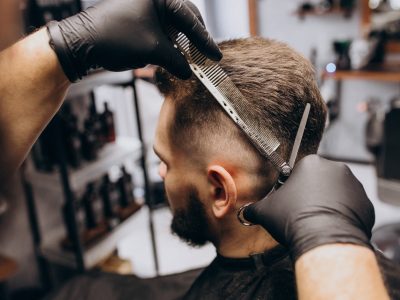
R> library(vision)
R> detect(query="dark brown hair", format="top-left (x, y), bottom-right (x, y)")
top-left (156, 37), bottom-right (327, 193)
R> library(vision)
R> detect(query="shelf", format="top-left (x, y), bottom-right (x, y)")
top-left (0, 255), bottom-right (18, 281)
top-left (40, 206), bottom-right (142, 269)
top-left (386, 41), bottom-right (400, 53)
top-left (322, 66), bottom-right (400, 82)
top-left (27, 137), bottom-right (142, 191)
top-left (67, 70), bottom-right (134, 99)
top-left (320, 153), bottom-right (373, 165)
top-left (294, 7), bottom-right (351, 18)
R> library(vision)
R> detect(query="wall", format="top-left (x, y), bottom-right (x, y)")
top-left (205, 0), bottom-right (250, 39)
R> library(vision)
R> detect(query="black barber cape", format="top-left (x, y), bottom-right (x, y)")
top-left (183, 245), bottom-right (400, 300)
top-left (49, 246), bottom-right (400, 300)
top-left (182, 245), bottom-right (296, 300)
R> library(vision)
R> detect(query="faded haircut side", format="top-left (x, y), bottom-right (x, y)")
top-left (155, 37), bottom-right (327, 196)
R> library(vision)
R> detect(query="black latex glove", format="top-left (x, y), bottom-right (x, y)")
top-left (243, 155), bottom-right (375, 261)
top-left (47, 0), bottom-right (222, 82)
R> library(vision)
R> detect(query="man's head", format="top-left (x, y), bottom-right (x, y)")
top-left (154, 37), bottom-right (327, 250)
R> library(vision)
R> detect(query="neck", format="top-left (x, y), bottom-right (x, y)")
top-left (214, 221), bottom-right (278, 258)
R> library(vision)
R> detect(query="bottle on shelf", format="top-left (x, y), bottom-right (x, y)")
top-left (61, 103), bottom-right (82, 168)
top-left (35, 116), bottom-right (59, 172)
top-left (88, 91), bottom-right (105, 148)
top-left (100, 174), bottom-right (120, 228)
top-left (333, 40), bottom-right (351, 70)
top-left (117, 166), bottom-right (135, 208)
top-left (31, 139), bottom-right (51, 172)
top-left (81, 119), bottom-right (99, 161)
top-left (380, 97), bottom-right (400, 180)
top-left (100, 102), bottom-right (116, 143)
top-left (82, 183), bottom-right (104, 230)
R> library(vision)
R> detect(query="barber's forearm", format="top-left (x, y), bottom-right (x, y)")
top-left (295, 244), bottom-right (389, 300)
top-left (0, 28), bottom-right (69, 181)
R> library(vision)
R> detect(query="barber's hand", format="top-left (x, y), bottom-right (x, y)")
top-left (243, 155), bottom-right (375, 261)
top-left (47, 0), bottom-right (222, 82)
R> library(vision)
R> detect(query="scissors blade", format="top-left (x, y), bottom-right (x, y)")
top-left (288, 103), bottom-right (311, 169)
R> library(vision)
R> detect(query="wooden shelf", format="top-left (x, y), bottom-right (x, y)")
top-left (27, 137), bottom-right (142, 191)
top-left (294, 7), bottom-right (351, 18)
top-left (322, 66), bottom-right (400, 82)
top-left (386, 41), bottom-right (400, 53)
top-left (0, 255), bottom-right (18, 281)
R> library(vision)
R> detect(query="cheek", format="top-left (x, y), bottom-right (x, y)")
top-left (163, 175), bottom-right (183, 211)
top-left (163, 171), bottom-right (195, 212)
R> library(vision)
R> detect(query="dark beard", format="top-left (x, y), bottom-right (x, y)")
top-left (170, 188), bottom-right (211, 247)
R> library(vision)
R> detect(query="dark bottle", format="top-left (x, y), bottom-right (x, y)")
top-left (67, 125), bottom-right (82, 168)
top-left (333, 40), bottom-right (351, 70)
top-left (381, 98), bottom-right (400, 180)
top-left (31, 140), bottom-right (48, 171)
top-left (310, 47), bottom-right (317, 69)
top-left (100, 174), bottom-right (120, 228)
top-left (89, 91), bottom-right (105, 148)
top-left (365, 99), bottom-right (383, 156)
top-left (117, 167), bottom-right (135, 208)
top-left (37, 116), bottom-right (60, 172)
top-left (81, 119), bottom-right (98, 161)
top-left (82, 183), bottom-right (103, 230)
top-left (61, 103), bottom-right (82, 168)
top-left (100, 102), bottom-right (116, 143)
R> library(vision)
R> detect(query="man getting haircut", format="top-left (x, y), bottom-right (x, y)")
top-left (154, 36), bottom-right (400, 299)
top-left (153, 37), bottom-right (326, 300)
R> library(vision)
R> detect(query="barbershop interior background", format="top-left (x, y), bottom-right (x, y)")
top-left (1, 0), bottom-right (400, 298)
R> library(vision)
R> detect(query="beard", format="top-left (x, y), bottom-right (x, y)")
top-left (170, 187), bottom-right (211, 247)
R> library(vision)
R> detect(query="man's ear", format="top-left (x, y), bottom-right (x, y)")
top-left (207, 165), bottom-right (237, 219)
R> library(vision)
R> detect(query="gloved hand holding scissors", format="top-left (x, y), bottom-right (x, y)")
top-left (243, 155), bottom-right (375, 261)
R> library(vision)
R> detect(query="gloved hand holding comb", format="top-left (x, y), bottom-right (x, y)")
top-left (47, 0), bottom-right (222, 82)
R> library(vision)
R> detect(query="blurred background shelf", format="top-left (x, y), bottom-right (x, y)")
top-left (294, 7), bottom-right (350, 18)
top-left (386, 41), bottom-right (400, 53)
top-left (27, 137), bottom-right (142, 191)
top-left (322, 66), bottom-right (400, 81)
top-left (67, 71), bottom-right (134, 99)
top-left (40, 206), bottom-right (141, 269)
